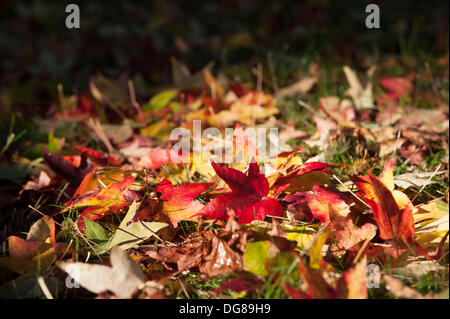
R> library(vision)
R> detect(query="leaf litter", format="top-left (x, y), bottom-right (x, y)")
top-left (0, 57), bottom-right (448, 300)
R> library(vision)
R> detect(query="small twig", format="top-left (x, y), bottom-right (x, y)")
top-left (411, 164), bottom-right (442, 203)
top-left (178, 279), bottom-right (190, 299)
top-left (139, 220), bottom-right (175, 246)
top-left (28, 205), bottom-right (63, 227)
top-left (182, 162), bottom-right (193, 183)
top-left (352, 236), bottom-right (371, 264)
top-left (87, 118), bottom-right (116, 156)
top-left (425, 62), bottom-right (445, 106)
top-left (144, 168), bottom-right (151, 197)
top-left (128, 80), bottom-right (145, 123)
top-left (204, 219), bottom-right (219, 231)
top-left (75, 224), bottom-right (105, 264)
top-left (266, 214), bottom-right (309, 225)
top-left (267, 52), bottom-right (279, 93)
top-left (332, 174), bottom-right (371, 209)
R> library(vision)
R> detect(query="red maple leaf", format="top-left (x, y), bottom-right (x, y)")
top-left (196, 161), bottom-right (284, 224)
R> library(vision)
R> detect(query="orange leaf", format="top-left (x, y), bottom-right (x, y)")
top-left (65, 176), bottom-right (137, 227)
top-left (7, 236), bottom-right (45, 259)
top-left (355, 173), bottom-right (414, 243)
top-left (155, 179), bottom-right (214, 227)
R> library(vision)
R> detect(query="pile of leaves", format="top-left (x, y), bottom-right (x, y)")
top-left (0, 59), bottom-right (448, 299)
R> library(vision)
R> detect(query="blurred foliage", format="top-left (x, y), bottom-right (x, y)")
top-left (0, 0), bottom-right (448, 108)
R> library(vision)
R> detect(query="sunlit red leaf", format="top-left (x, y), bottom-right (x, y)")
top-left (297, 256), bottom-right (336, 299)
top-left (228, 83), bottom-right (250, 98)
top-left (335, 257), bottom-right (368, 299)
top-left (196, 161), bottom-right (284, 224)
top-left (332, 216), bottom-right (377, 250)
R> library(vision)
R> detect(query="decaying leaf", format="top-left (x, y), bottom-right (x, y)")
top-left (276, 76), bottom-right (318, 98)
top-left (147, 216), bottom-right (253, 276)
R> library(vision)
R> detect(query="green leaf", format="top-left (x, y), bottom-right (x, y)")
top-left (142, 90), bottom-right (178, 111)
top-left (84, 218), bottom-right (109, 242)
top-left (244, 241), bottom-right (271, 276)
top-left (47, 132), bottom-right (63, 154)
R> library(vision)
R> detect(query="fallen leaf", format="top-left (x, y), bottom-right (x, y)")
top-left (332, 216), bottom-right (377, 250)
top-left (343, 65), bottom-right (375, 109)
top-left (58, 246), bottom-right (145, 298)
top-left (243, 241), bottom-right (274, 276)
top-left (379, 77), bottom-right (413, 100)
top-left (394, 171), bottom-right (446, 189)
top-left (43, 147), bottom-right (93, 186)
top-left (21, 170), bottom-right (51, 192)
top-left (414, 200), bottom-right (449, 248)
top-left (290, 254), bottom-right (368, 299)
top-left (283, 185), bottom-right (350, 224)
top-left (65, 176), bottom-right (137, 227)
top-left (155, 179), bottom-right (213, 227)
top-left (353, 159), bottom-right (415, 244)
top-left (200, 235), bottom-right (244, 276)
top-left (197, 161), bottom-right (284, 224)
top-left (214, 275), bottom-right (263, 292)
top-left (276, 76), bottom-right (318, 98)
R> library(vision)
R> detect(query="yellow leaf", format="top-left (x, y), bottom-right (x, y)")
top-left (414, 200), bottom-right (449, 248)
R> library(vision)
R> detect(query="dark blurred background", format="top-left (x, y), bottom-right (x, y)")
top-left (0, 0), bottom-right (448, 116)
